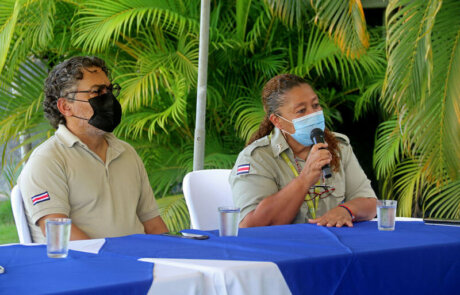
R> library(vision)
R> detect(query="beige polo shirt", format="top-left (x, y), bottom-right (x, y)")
top-left (229, 127), bottom-right (377, 223)
top-left (18, 124), bottom-right (160, 243)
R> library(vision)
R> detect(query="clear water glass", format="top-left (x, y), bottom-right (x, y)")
top-left (46, 218), bottom-right (71, 258)
top-left (218, 207), bottom-right (240, 237)
top-left (377, 200), bottom-right (397, 231)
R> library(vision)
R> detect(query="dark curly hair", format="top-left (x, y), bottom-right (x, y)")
top-left (43, 56), bottom-right (109, 129)
top-left (248, 74), bottom-right (341, 171)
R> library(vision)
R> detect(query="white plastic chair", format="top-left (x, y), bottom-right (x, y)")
top-left (183, 169), bottom-right (234, 230)
top-left (11, 185), bottom-right (32, 243)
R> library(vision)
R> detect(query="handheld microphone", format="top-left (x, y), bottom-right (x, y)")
top-left (310, 128), bottom-right (332, 179)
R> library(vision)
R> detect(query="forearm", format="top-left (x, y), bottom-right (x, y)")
top-left (38, 213), bottom-right (90, 241)
top-left (240, 176), bottom-right (314, 227)
top-left (143, 216), bottom-right (168, 234)
top-left (343, 197), bottom-right (377, 221)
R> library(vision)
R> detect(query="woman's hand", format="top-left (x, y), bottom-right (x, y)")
top-left (300, 143), bottom-right (332, 184)
top-left (308, 206), bottom-right (354, 227)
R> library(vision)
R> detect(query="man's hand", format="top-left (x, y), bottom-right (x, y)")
top-left (308, 206), bottom-right (353, 227)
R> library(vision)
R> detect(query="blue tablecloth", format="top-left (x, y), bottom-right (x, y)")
top-left (100, 221), bottom-right (460, 295)
top-left (0, 245), bottom-right (153, 295)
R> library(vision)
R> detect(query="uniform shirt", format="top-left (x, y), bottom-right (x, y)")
top-left (229, 127), bottom-right (377, 224)
top-left (18, 124), bottom-right (160, 243)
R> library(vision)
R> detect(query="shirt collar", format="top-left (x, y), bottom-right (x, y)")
top-left (55, 124), bottom-right (124, 154)
top-left (270, 127), bottom-right (291, 157)
top-left (55, 124), bottom-right (80, 148)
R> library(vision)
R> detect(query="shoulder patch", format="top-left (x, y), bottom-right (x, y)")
top-left (31, 192), bottom-right (50, 205)
top-left (236, 164), bottom-right (250, 175)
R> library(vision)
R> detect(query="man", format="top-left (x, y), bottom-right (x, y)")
top-left (18, 56), bottom-right (168, 243)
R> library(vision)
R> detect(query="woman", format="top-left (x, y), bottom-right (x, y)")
top-left (229, 74), bottom-right (377, 228)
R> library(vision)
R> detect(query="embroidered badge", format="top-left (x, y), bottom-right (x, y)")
top-left (31, 192), bottom-right (50, 205)
top-left (237, 164), bottom-right (250, 175)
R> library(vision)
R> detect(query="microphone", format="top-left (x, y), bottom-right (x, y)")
top-left (310, 128), bottom-right (332, 179)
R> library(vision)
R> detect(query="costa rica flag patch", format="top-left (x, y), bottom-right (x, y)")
top-left (31, 192), bottom-right (50, 205)
top-left (237, 164), bottom-right (250, 175)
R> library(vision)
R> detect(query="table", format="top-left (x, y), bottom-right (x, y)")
top-left (69, 239), bottom-right (289, 295)
top-left (2, 219), bottom-right (459, 295)
top-left (96, 220), bottom-right (460, 295)
top-left (0, 243), bottom-right (205, 294)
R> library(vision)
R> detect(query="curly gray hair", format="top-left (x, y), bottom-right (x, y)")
top-left (43, 56), bottom-right (109, 129)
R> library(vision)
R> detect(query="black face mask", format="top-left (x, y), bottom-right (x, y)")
top-left (71, 92), bottom-right (122, 132)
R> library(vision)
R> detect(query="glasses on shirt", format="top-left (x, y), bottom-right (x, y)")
top-left (66, 83), bottom-right (121, 98)
top-left (305, 185), bottom-right (337, 202)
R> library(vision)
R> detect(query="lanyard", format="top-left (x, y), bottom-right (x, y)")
top-left (280, 152), bottom-right (319, 219)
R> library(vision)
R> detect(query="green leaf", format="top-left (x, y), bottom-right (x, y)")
top-left (157, 194), bottom-right (191, 231)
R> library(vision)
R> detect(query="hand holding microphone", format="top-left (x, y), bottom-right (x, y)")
top-left (310, 128), bottom-right (332, 179)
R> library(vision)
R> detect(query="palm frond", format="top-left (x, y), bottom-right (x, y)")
top-left (373, 117), bottom-right (402, 180)
top-left (383, 0), bottom-right (442, 111)
top-left (354, 72), bottom-right (384, 120)
top-left (72, 0), bottom-right (200, 52)
top-left (423, 178), bottom-right (460, 219)
top-left (231, 95), bottom-right (265, 143)
top-left (290, 26), bottom-right (385, 87)
top-left (0, 0), bottom-right (21, 73)
top-left (157, 194), bottom-right (190, 231)
top-left (391, 159), bottom-right (426, 217)
top-left (264, 0), bottom-right (310, 29)
top-left (0, 58), bottom-right (50, 143)
top-left (266, 0), bottom-right (370, 58)
top-left (243, 48), bottom-right (287, 78)
top-left (117, 75), bottom-right (188, 139)
top-left (236, 0), bottom-right (253, 41)
top-left (312, 0), bottom-right (370, 58)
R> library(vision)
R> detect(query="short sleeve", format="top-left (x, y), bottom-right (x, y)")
top-left (18, 154), bottom-right (70, 225)
top-left (341, 143), bottom-right (377, 201)
top-left (134, 151), bottom-right (161, 222)
top-left (229, 149), bottom-right (279, 222)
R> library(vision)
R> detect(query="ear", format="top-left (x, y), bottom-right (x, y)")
top-left (57, 98), bottom-right (73, 117)
top-left (269, 113), bottom-right (282, 130)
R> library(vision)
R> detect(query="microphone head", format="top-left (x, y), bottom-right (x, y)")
top-left (310, 128), bottom-right (324, 141)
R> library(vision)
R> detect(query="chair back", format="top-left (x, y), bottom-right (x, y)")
top-left (11, 185), bottom-right (32, 243)
top-left (183, 169), bottom-right (234, 230)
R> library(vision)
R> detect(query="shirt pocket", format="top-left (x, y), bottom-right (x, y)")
top-left (328, 174), bottom-right (346, 206)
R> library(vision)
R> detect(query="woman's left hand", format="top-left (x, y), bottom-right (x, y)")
top-left (308, 206), bottom-right (353, 227)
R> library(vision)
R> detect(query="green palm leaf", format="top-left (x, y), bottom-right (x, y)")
top-left (373, 117), bottom-right (402, 180)
top-left (116, 74), bottom-right (188, 139)
top-left (265, 0), bottom-right (370, 58)
top-left (0, 0), bottom-right (21, 73)
top-left (157, 194), bottom-right (190, 231)
top-left (72, 0), bottom-right (199, 52)
top-left (290, 26), bottom-right (385, 87)
top-left (383, 0), bottom-right (442, 111)
top-left (424, 179), bottom-right (460, 219)
top-left (0, 58), bottom-right (51, 151)
top-left (392, 159), bottom-right (426, 217)
top-left (231, 94), bottom-right (265, 143)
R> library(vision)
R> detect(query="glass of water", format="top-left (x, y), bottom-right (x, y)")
top-left (218, 207), bottom-right (240, 237)
top-left (377, 200), bottom-right (397, 231)
top-left (46, 218), bottom-right (71, 258)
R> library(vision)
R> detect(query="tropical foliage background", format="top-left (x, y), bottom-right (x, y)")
top-left (0, 0), bottom-right (458, 238)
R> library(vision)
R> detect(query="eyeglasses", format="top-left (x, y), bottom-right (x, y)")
top-left (67, 83), bottom-right (121, 98)
top-left (305, 185), bottom-right (336, 202)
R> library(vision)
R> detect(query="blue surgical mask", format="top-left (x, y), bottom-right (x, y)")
top-left (278, 110), bottom-right (325, 146)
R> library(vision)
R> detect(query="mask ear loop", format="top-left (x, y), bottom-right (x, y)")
top-left (71, 115), bottom-right (90, 121)
top-left (276, 114), bottom-right (295, 136)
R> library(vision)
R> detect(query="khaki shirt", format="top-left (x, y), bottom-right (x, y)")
top-left (229, 128), bottom-right (377, 223)
top-left (18, 124), bottom-right (160, 243)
